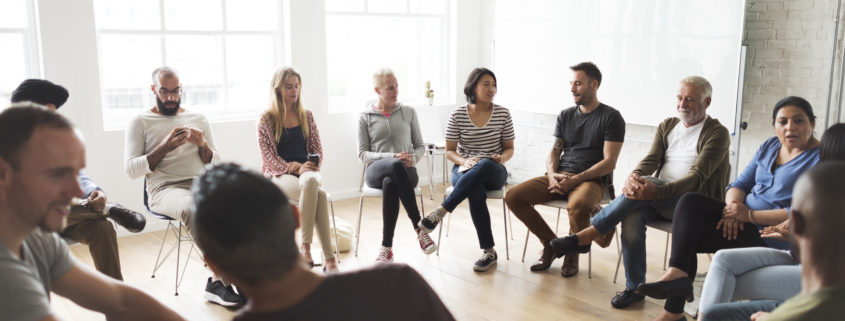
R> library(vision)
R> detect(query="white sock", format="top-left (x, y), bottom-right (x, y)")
top-left (434, 207), bottom-right (447, 218)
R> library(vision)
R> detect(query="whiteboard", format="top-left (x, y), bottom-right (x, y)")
top-left (493, 0), bottom-right (746, 127)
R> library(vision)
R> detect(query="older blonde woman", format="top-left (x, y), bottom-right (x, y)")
top-left (258, 66), bottom-right (337, 272)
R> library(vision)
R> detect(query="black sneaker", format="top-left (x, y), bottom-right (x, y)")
top-left (611, 289), bottom-right (644, 309)
top-left (107, 203), bottom-right (146, 233)
top-left (417, 210), bottom-right (443, 233)
top-left (473, 251), bottom-right (497, 272)
top-left (204, 277), bottom-right (246, 308)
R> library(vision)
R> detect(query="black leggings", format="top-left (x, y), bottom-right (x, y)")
top-left (365, 158), bottom-right (421, 247)
top-left (664, 192), bottom-right (767, 313)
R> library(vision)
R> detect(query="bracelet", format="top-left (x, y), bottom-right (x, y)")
top-left (748, 209), bottom-right (757, 225)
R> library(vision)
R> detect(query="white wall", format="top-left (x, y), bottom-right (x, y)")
top-left (33, 0), bottom-right (487, 234)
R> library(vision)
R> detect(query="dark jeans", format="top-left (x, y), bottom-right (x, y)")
top-left (442, 158), bottom-right (508, 249)
top-left (365, 158), bottom-right (420, 247)
top-left (664, 192), bottom-right (767, 314)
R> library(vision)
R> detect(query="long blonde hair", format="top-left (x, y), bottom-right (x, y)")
top-left (264, 66), bottom-right (309, 142)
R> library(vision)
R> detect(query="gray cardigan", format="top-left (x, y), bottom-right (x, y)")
top-left (357, 103), bottom-right (426, 165)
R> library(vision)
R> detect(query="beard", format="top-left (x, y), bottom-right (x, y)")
top-left (156, 96), bottom-right (181, 116)
top-left (678, 108), bottom-right (704, 125)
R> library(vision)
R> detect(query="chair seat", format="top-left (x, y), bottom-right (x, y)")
top-left (646, 220), bottom-right (673, 232)
top-left (443, 186), bottom-right (505, 199)
top-left (362, 185), bottom-right (422, 197)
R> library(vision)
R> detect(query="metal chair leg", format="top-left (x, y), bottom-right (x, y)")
top-left (330, 199), bottom-right (340, 263)
top-left (436, 216), bottom-right (444, 255)
top-left (522, 229), bottom-right (530, 262)
top-left (355, 194), bottom-right (365, 257)
top-left (554, 209), bottom-right (561, 234)
top-left (502, 198), bottom-right (509, 260)
top-left (663, 231), bottom-right (670, 270)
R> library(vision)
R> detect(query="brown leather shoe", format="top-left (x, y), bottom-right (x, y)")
top-left (530, 246), bottom-right (564, 271)
top-left (561, 253), bottom-right (579, 277)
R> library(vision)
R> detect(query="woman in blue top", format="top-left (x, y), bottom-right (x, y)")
top-left (637, 96), bottom-right (820, 321)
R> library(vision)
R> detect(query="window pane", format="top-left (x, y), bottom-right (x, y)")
top-left (367, 0), bottom-right (407, 13)
top-left (165, 35), bottom-right (225, 113)
top-left (164, 0), bottom-right (223, 31)
top-left (326, 15), bottom-right (444, 111)
top-left (409, 0), bottom-right (445, 14)
top-left (98, 34), bottom-right (162, 127)
top-left (225, 35), bottom-right (276, 114)
top-left (0, 0), bottom-right (28, 28)
top-left (226, 0), bottom-right (278, 31)
top-left (93, 0), bottom-right (160, 30)
top-left (0, 34), bottom-right (27, 103)
top-left (325, 0), bottom-right (365, 12)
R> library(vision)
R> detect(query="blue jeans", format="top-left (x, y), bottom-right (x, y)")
top-left (590, 194), bottom-right (680, 290)
top-left (443, 158), bottom-right (508, 249)
top-left (701, 300), bottom-right (780, 321)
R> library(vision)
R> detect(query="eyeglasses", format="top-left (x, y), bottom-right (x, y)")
top-left (157, 87), bottom-right (182, 97)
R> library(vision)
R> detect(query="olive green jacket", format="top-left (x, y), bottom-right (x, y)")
top-left (632, 116), bottom-right (731, 201)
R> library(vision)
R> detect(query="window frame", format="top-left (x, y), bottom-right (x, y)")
top-left (0, 0), bottom-right (42, 102)
top-left (324, 0), bottom-right (454, 113)
top-left (94, 0), bottom-right (288, 129)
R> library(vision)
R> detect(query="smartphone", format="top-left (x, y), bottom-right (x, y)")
top-left (174, 128), bottom-right (187, 136)
top-left (307, 153), bottom-right (320, 166)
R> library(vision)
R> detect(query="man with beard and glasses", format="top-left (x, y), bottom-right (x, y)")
top-left (0, 104), bottom-right (184, 321)
top-left (547, 76), bottom-right (731, 310)
top-left (11, 79), bottom-right (147, 281)
top-left (124, 67), bottom-right (244, 307)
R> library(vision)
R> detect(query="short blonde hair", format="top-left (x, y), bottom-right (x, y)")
top-left (372, 67), bottom-right (396, 88)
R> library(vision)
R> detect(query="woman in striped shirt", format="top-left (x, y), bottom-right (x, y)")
top-left (418, 68), bottom-right (515, 272)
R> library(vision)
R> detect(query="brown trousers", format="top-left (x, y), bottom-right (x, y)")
top-left (61, 205), bottom-right (122, 280)
top-left (505, 174), bottom-right (604, 247)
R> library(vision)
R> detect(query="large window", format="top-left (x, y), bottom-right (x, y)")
top-left (94, 0), bottom-right (285, 128)
top-left (0, 0), bottom-right (40, 104)
top-left (325, 0), bottom-right (452, 112)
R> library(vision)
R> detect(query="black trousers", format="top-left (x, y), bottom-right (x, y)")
top-left (365, 158), bottom-right (420, 247)
top-left (664, 192), bottom-right (766, 313)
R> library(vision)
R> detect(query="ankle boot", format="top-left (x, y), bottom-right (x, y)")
top-left (561, 252), bottom-right (579, 277)
top-left (530, 246), bottom-right (564, 271)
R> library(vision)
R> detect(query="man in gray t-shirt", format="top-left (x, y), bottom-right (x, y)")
top-left (0, 104), bottom-right (183, 321)
top-left (192, 163), bottom-right (455, 321)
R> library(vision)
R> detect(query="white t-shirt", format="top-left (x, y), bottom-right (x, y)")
top-left (124, 110), bottom-right (221, 194)
top-left (658, 121), bottom-right (704, 182)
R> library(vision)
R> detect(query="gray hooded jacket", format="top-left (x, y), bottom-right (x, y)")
top-left (357, 103), bottom-right (425, 165)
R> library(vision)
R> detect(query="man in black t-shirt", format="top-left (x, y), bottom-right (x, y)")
top-left (505, 62), bottom-right (625, 277)
top-left (191, 163), bottom-right (454, 321)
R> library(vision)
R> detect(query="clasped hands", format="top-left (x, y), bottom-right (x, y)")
top-left (547, 172), bottom-right (580, 195)
top-left (621, 173), bottom-right (657, 200)
top-left (161, 126), bottom-right (207, 151)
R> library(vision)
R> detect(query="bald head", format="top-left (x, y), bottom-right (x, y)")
top-left (791, 161), bottom-right (845, 266)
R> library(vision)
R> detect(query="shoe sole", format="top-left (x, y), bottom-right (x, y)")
top-left (473, 260), bottom-right (497, 272)
top-left (421, 244), bottom-right (437, 255)
top-left (204, 292), bottom-right (243, 308)
top-left (417, 221), bottom-right (435, 234)
top-left (637, 285), bottom-right (694, 302)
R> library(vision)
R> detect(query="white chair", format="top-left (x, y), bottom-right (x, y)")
top-left (612, 220), bottom-right (672, 283)
top-left (436, 186), bottom-right (511, 260)
top-left (144, 181), bottom-right (196, 296)
top-left (424, 141), bottom-right (447, 199)
top-left (354, 165), bottom-right (426, 257)
top-left (520, 178), bottom-right (617, 278)
top-left (288, 189), bottom-right (341, 263)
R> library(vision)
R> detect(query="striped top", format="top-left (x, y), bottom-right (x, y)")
top-left (445, 104), bottom-right (515, 159)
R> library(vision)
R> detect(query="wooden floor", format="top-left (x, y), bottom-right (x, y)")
top-left (52, 185), bottom-right (710, 320)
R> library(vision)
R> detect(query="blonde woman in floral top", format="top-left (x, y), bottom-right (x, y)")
top-left (258, 66), bottom-right (337, 272)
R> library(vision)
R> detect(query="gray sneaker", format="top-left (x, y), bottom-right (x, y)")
top-left (417, 210), bottom-right (443, 233)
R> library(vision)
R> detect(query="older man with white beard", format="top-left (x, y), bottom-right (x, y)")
top-left (549, 76), bottom-right (732, 309)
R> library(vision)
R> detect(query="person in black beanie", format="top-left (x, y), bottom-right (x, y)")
top-left (11, 79), bottom-right (147, 281)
